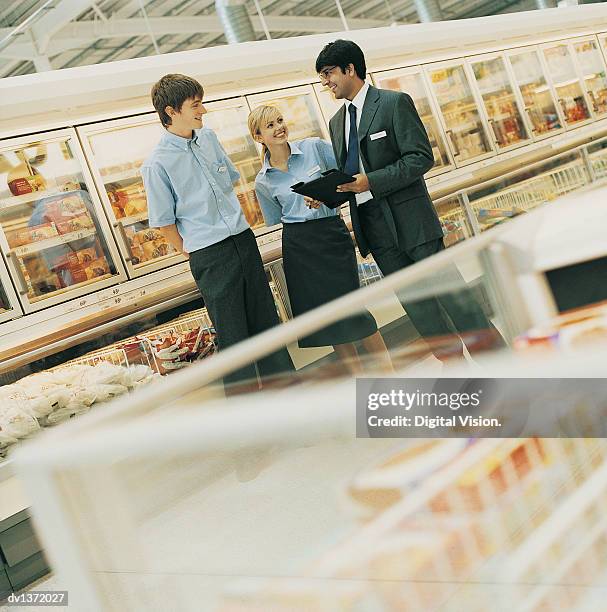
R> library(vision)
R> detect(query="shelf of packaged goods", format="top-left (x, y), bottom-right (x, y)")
top-left (12, 228), bottom-right (97, 257)
top-left (100, 168), bottom-right (141, 183)
top-left (0, 189), bottom-right (63, 209)
top-left (118, 211), bottom-right (149, 227)
top-left (448, 122), bottom-right (482, 133)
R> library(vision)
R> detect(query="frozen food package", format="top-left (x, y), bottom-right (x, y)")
top-left (5, 227), bottom-right (34, 248)
top-left (45, 193), bottom-right (87, 221)
top-left (130, 245), bottom-right (145, 265)
top-left (29, 222), bottom-right (58, 242)
top-left (132, 228), bottom-right (164, 244)
top-left (55, 213), bottom-right (94, 234)
top-left (84, 258), bottom-right (110, 280)
top-left (73, 247), bottom-right (98, 265)
top-left (141, 239), bottom-right (171, 260)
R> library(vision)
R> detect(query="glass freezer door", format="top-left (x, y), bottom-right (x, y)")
top-left (468, 55), bottom-right (531, 151)
top-left (0, 129), bottom-right (126, 313)
top-left (542, 43), bottom-right (594, 127)
top-left (426, 62), bottom-right (495, 165)
top-left (200, 98), bottom-right (266, 230)
top-left (247, 85), bottom-right (329, 143)
top-left (508, 48), bottom-right (564, 139)
top-left (313, 74), bottom-right (375, 127)
top-left (572, 38), bottom-right (607, 118)
top-left (373, 68), bottom-right (454, 176)
top-left (77, 116), bottom-right (183, 278)
top-left (0, 253), bottom-right (23, 324)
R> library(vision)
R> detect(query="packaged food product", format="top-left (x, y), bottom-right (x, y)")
top-left (141, 239), bottom-right (171, 260)
top-left (56, 213), bottom-right (94, 234)
top-left (346, 440), bottom-right (468, 518)
top-left (123, 198), bottom-right (148, 217)
top-left (130, 245), bottom-right (145, 265)
top-left (46, 194), bottom-right (87, 223)
top-left (6, 227), bottom-right (33, 248)
top-left (73, 247), bottom-right (98, 265)
top-left (84, 258), bottom-right (110, 280)
top-left (29, 222), bottom-right (58, 242)
top-left (132, 228), bottom-right (164, 244)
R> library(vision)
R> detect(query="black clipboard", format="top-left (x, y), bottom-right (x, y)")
top-left (290, 169), bottom-right (355, 209)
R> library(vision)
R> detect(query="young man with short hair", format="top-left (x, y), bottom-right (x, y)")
top-left (315, 41), bottom-right (503, 359)
top-left (141, 73), bottom-right (294, 387)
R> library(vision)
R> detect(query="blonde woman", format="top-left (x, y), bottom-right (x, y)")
top-left (248, 105), bottom-right (392, 372)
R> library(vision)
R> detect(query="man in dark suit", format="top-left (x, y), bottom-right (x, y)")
top-left (315, 40), bottom-right (503, 359)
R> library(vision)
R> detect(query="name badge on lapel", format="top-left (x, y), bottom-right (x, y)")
top-left (216, 164), bottom-right (227, 173)
top-left (307, 165), bottom-right (321, 176)
top-left (370, 130), bottom-right (387, 141)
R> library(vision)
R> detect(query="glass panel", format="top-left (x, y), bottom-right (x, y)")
top-left (315, 83), bottom-right (345, 125)
top-left (85, 120), bottom-right (177, 268)
top-left (427, 64), bottom-right (492, 162)
top-left (573, 39), bottom-right (607, 116)
top-left (247, 91), bottom-right (325, 142)
top-left (543, 45), bottom-right (591, 125)
top-left (0, 137), bottom-right (119, 303)
top-left (375, 72), bottom-right (451, 169)
top-left (510, 50), bottom-right (562, 135)
top-left (467, 150), bottom-right (590, 231)
top-left (587, 137), bottom-right (607, 179)
top-left (200, 102), bottom-right (265, 229)
top-left (434, 196), bottom-right (472, 247)
top-left (471, 57), bottom-right (529, 148)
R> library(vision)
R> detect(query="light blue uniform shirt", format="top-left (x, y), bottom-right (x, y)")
top-left (255, 138), bottom-right (339, 226)
top-left (141, 127), bottom-right (249, 253)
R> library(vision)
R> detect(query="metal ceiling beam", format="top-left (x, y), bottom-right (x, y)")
top-left (30, 0), bottom-right (97, 53)
top-left (0, 13), bottom-right (388, 58)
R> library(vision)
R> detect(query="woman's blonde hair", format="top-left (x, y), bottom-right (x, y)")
top-left (247, 105), bottom-right (283, 163)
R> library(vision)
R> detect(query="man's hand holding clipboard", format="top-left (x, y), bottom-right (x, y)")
top-left (291, 169), bottom-right (355, 209)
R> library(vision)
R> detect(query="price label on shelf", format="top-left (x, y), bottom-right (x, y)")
top-left (63, 295), bottom-right (94, 313)
top-left (97, 286), bottom-right (122, 302)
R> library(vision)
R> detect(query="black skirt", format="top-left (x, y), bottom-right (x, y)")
top-left (282, 216), bottom-right (378, 348)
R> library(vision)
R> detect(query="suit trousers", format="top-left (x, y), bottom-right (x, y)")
top-left (357, 200), bottom-right (495, 355)
top-left (189, 229), bottom-right (294, 388)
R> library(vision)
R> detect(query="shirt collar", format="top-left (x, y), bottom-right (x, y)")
top-left (259, 141), bottom-right (303, 176)
top-left (348, 82), bottom-right (370, 113)
top-left (161, 128), bottom-right (193, 151)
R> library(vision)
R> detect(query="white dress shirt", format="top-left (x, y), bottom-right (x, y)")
top-left (344, 81), bottom-right (373, 206)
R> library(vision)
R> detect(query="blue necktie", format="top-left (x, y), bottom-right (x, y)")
top-left (344, 103), bottom-right (359, 176)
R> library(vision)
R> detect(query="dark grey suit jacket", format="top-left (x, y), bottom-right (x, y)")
top-left (328, 85), bottom-right (443, 257)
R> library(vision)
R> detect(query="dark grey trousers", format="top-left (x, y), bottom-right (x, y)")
top-left (189, 229), bottom-right (294, 387)
top-left (358, 201), bottom-right (502, 356)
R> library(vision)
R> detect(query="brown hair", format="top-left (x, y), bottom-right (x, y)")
top-left (151, 74), bottom-right (204, 127)
top-left (247, 105), bottom-right (283, 163)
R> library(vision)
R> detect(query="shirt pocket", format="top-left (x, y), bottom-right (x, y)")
top-left (213, 161), bottom-right (233, 193)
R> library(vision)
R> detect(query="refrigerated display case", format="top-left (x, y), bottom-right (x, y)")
top-left (466, 148), bottom-right (592, 231)
top-left (0, 254), bottom-right (22, 324)
top-left (425, 62), bottom-right (494, 165)
top-left (572, 37), bottom-right (607, 117)
top-left (0, 129), bottom-right (126, 312)
top-left (507, 48), bottom-right (564, 138)
top-left (373, 68), bottom-right (454, 174)
top-left (247, 85), bottom-right (329, 143)
top-left (433, 195), bottom-right (473, 247)
top-left (468, 54), bottom-right (531, 152)
top-left (77, 116), bottom-right (180, 278)
top-left (542, 43), bottom-right (593, 127)
top-left (79, 99), bottom-right (267, 280)
top-left (313, 75), bottom-right (375, 127)
top-left (198, 98), bottom-right (266, 230)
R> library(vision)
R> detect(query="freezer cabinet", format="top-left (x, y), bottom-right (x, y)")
top-left (0, 129), bottom-right (126, 313)
top-left (78, 99), bottom-right (268, 280)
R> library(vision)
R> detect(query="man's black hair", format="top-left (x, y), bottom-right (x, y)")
top-left (151, 74), bottom-right (204, 127)
top-left (315, 39), bottom-right (366, 80)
